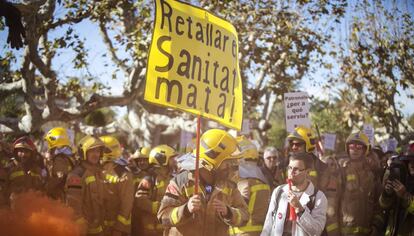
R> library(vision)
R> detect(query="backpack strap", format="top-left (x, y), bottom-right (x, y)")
top-left (271, 184), bottom-right (286, 218)
top-left (306, 186), bottom-right (319, 212)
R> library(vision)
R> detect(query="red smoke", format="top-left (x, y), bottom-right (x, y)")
top-left (0, 190), bottom-right (85, 236)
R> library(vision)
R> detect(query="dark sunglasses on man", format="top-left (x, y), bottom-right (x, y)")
top-left (348, 143), bottom-right (365, 150)
top-left (289, 141), bottom-right (305, 148)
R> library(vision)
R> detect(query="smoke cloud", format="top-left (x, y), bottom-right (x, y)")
top-left (0, 190), bottom-right (84, 236)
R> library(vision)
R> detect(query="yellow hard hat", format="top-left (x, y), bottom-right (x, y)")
top-left (346, 132), bottom-right (370, 155)
top-left (78, 135), bottom-right (105, 160)
top-left (99, 135), bottom-right (122, 161)
top-left (235, 136), bottom-right (258, 160)
top-left (287, 125), bottom-right (316, 153)
top-left (139, 147), bottom-right (151, 158)
top-left (44, 127), bottom-right (71, 150)
top-left (131, 147), bottom-right (151, 159)
top-left (196, 129), bottom-right (238, 170)
top-left (149, 145), bottom-right (178, 167)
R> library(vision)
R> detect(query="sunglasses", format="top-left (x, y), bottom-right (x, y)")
top-left (348, 143), bottom-right (365, 150)
top-left (290, 141), bottom-right (305, 147)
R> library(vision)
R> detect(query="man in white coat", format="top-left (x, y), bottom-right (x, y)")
top-left (261, 152), bottom-right (327, 236)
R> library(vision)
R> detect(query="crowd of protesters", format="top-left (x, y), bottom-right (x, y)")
top-left (0, 125), bottom-right (413, 236)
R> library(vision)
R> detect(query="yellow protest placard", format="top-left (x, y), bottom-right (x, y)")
top-left (144, 0), bottom-right (243, 130)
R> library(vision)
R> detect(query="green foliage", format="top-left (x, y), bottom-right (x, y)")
top-left (309, 97), bottom-right (353, 153)
top-left (332, 1), bottom-right (414, 142)
top-left (0, 93), bottom-right (24, 119)
top-left (84, 108), bottom-right (115, 126)
top-left (200, 0), bottom-right (346, 111)
top-left (310, 97), bottom-right (351, 134)
top-left (266, 103), bottom-right (287, 148)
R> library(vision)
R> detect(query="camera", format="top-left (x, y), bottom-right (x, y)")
top-left (387, 157), bottom-right (407, 184)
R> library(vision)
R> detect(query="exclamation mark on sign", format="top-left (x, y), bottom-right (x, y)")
top-left (229, 96), bottom-right (235, 122)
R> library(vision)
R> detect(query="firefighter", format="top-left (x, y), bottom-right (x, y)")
top-left (44, 127), bottom-right (75, 200)
top-left (229, 136), bottom-right (270, 236)
top-left (134, 145), bottom-right (178, 236)
top-left (99, 135), bottom-right (135, 236)
top-left (129, 147), bottom-right (151, 235)
top-left (340, 132), bottom-right (381, 236)
top-left (65, 135), bottom-right (107, 235)
top-left (377, 142), bottom-right (414, 236)
top-left (157, 129), bottom-right (249, 236)
top-left (319, 155), bottom-right (343, 236)
top-left (7, 136), bottom-right (44, 206)
top-left (129, 147), bottom-right (151, 189)
top-left (286, 125), bottom-right (326, 188)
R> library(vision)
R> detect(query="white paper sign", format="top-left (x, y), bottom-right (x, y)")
top-left (382, 138), bottom-right (398, 152)
top-left (363, 124), bottom-right (375, 146)
top-left (284, 92), bottom-right (311, 133)
top-left (387, 138), bottom-right (398, 152)
top-left (322, 133), bottom-right (336, 151)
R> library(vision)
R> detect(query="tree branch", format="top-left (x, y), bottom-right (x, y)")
top-left (45, 7), bottom-right (91, 31)
top-left (98, 19), bottom-right (129, 73)
top-left (254, 62), bottom-right (270, 90)
top-left (21, 46), bottom-right (42, 119)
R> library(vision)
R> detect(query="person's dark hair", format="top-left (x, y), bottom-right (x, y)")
top-left (289, 152), bottom-right (314, 170)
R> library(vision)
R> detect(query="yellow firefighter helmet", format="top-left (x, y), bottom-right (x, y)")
top-left (99, 135), bottom-right (122, 161)
top-left (44, 127), bottom-right (71, 150)
top-left (346, 132), bottom-right (370, 155)
top-left (78, 135), bottom-right (106, 160)
top-left (149, 145), bottom-right (178, 167)
top-left (196, 129), bottom-right (238, 170)
top-left (287, 125), bottom-right (316, 153)
top-left (235, 136), bottom-right (258, 161)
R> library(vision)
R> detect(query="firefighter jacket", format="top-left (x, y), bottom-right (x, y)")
top-left (7, 160), bottom-right (44, 200)
top-left (46, 153), bottom-right (73, 200)
top-left (229, 177), bottom-right (270, 236)
top-left (259, 165), bottom-right (285, 191)
top-left (102, 161), bottom-right (134, 235)
top-left (157, 170), bottom-right (249, 236)
top-left (378, 173), bottom-right (414, 236)
top-left (134, 168), bottom-right (171, 236)
top-left (261, 181), bottom-right (327, 236)
top-left (319, 164), bottom-right (344, 236)
top-left (308, 155), bottom-right (327, 189)
top-left (130, 168), bottom-right (149, 235)
top-left (65, 161), bottom-right (105, 235)
top-left (340, 160), bottom-right (381, 236)
top-left (130, 167), bottom-right (149, 191)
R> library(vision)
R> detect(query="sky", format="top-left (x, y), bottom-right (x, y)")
top-left (0, 1), bottom-right (413, 119)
